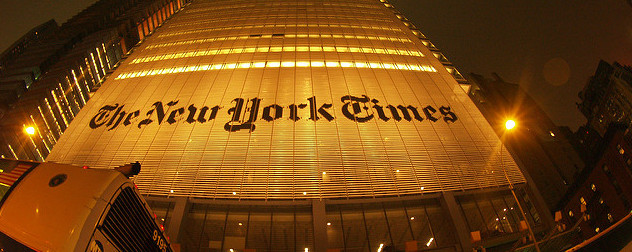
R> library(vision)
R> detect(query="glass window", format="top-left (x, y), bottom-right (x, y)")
top-left (384, 202), bottom-right (414, 250)
top-left (340, 204), bottom-right (370, 252)
top-left (246, 207), bottom-right (272, 251)
top-left (271, 206), bottom-right (297, 251)
top-left (425, 200), bottom-right (457, 248)
top-left (326, 205), bottom-right (345, 250)
top-left (363, 203), bottom-right (391, 252)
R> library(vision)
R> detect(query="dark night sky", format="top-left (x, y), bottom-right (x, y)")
top-left (390, 0), bottom-right (632, 130)
top-left (2, 0), bottom-right (631, 130)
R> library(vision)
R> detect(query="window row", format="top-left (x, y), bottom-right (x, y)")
top-left (115, 61), bottom-right (438, 80)
top-left (186, 0), bottom-right (382, 14)
top-left (167, 15), bottom-right (393, 29)
top-left (132, 46), bottom-right (424, 64)
top-left (157, 23), bottom-right (403, 39)
top-left (145, 34), bottom-right (412, 50)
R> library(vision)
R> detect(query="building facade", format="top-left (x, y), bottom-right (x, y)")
top-left (6, 0), bottom-right (553, 251)
top-left (559, 124), bottom-right (632, 242)
top-left (0, 0), bottom-right (189, 162)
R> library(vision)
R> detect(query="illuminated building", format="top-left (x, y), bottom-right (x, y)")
top-left (8, 0), bottom-right (553, 250)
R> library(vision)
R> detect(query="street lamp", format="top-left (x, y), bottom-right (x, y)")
top-left (24, 126), bottom-right (36, 135)
top-left (500, 119), bottom-right (540, 252)
top-left (505, 119), bottom-right (516, 130)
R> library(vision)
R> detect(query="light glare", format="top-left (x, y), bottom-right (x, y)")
top-left (25, 126), bottom-right (36, 135)
top-left (505, 120), bottom-right (516, 130)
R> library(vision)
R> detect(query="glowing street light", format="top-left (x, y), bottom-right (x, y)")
top-left (500, 118), bottom-right (540, 252)
top-left (505, 119), bottom-right (516, 130)
top-left (25, 126), bottom-right (36, 135)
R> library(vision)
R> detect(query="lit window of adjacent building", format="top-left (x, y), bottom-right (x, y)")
top-left (580, 197), bottom-right (586, 205)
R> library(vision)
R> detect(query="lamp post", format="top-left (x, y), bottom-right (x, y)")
top-left (500, 119), bottom-right (540, 252)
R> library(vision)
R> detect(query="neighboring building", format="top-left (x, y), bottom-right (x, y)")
top-left (559, 124), bottom-right (632, 241)
top-left (0, 0), bottom-right (189, 161)
top-left (555, 61), bottom-right (632, 245)
top-left (467, 73), bottom-right (584, 209)
top-left (6, 0), bottom-right (555, 251)
top-left (578, 60), bottom-right (632, 137)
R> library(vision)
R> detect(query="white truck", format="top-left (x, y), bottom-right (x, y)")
top-left (0, 159), bottom-right (172, 251)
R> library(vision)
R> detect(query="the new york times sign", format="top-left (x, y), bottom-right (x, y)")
top-left (89, 95), bottom-right (458, 132)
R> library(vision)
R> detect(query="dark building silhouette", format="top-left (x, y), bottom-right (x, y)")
top-left (559, 124), bottom-right (632, 241)
top-left (578, 60), bottom-right (632, 138)
top-left (466, 72), bottom-right (584, 209)
top-left (0, 0), bottom-right (188, 161)
top-left (554, 61), bottom-right (632, 244)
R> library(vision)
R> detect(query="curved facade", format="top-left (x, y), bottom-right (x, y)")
top-left (47, 0), bottom-right (523, 199)
top-left (46, 0), bottom-right (539, 250)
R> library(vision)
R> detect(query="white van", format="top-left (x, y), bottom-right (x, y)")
top-left (0, 159), bottom-right (171, 251)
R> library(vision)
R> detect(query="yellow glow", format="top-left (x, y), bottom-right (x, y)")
top-left (426, 237), bottom-right (434, 247)
top-left (25, 126), bottom-right (36, 135)
top-left (146, 34), bottom-right (410, 50)
top-left (311, 61), bottom-right (324, 67)
top-left (505, 120), bottom-right (516, 130)
top-left (116, 61), bottom-right (438, 80)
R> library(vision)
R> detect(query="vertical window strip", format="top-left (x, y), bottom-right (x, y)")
top-left (30, 115), bottom-right (51, 152)
top-left (58, 81), bottom-right (76, 118)
top-left (101, 43), bottom-right (111, 68)
top-left (38, 105), bottom-right (59, 139)
top-left (7, 144), bottom-right (17, 159)
top-left (50, 91), bottom-right (69, 127)
top-left (70, 70), bottom-right (87, 106)
top-left (95, 47), bottom-right (108, 75)
top-left (90, 53), bottom-right (102, 81)
top-left (43, 98), bottom-right (64, 131)
top-left (84, 58), bottom-right (98, 85)
top-left (79, 65), bottom-right (93, 93)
